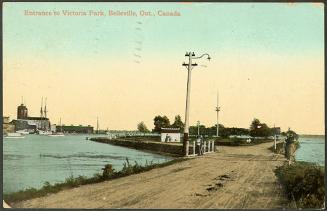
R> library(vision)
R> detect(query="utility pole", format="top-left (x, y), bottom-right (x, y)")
top-left (182, 52), bottom-right (211, 156)
top-left (215, 91), bottom-right (220, 137)
top-left (197, 120), bottom-right (200, 136)
top-left (274, 124), bottom-right (277, 151)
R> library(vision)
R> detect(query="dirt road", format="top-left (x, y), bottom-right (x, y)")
top-left (12, 142), bottom-right (290, 209)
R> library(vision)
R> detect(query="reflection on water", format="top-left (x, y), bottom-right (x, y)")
top-left (3, 134), bottom-right (172, 194)
top-left (295, 136), bottom-right (325, 166)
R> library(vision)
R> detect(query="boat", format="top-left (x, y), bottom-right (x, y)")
top-left (37, 130), bottom-right (53, 135)
top-left (16, 129), bottom-right (30, 135)
top-left (48, 132), bottom-right (65, 137)
top-left (4, 133), bottom-right (25, 139)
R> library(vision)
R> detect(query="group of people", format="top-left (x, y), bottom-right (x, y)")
top-left (284, 128), bottom-right (298, 164)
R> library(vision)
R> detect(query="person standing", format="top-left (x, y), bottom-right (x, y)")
top-left (196, 136), bottom-right (201, 155)
top-left (200, 136), bottom-right (204, 155)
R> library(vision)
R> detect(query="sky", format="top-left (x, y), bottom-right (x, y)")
top-left (3, 2), bottom-right (324, 134)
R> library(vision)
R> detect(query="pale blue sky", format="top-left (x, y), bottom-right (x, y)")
top-left (4, 2), bottom-right (324, 60)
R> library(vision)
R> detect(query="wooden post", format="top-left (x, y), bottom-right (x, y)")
top-left (208, 140), bottom-right (211, 152)
top-left (204, 141), bottom-right (207, 154)
top-left (193, 141), bottom-right (196, 156)
top-left (212, 140), bottom-right (215, 152)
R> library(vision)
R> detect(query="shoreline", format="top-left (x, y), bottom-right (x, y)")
top-left (10, 142), bottom-right (292, 209)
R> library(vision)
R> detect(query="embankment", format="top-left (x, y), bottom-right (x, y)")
top-left (90, 137), bottom-right (185, 156)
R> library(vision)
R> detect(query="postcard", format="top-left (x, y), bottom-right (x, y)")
top-left (2, 2), bottom-right (324, 209)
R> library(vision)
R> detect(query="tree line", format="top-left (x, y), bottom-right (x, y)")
top-left (137, 116), bottom-right (295, 138)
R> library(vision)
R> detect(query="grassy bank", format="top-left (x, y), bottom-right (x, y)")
top-left (4, 158), bottom-right (187, 204)
top-left (274, 161), bottom-right (325, 209)
top-left (268, 141), bottom-right (300, 154)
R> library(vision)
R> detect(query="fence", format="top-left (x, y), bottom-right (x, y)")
top-left (188, 140), bottom-right (215, 157)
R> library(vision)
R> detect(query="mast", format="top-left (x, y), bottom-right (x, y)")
top-left (44, 97), bottom-right (48, 131)
top-left (96, 116), bottom-right (99, 134)
top-left (44, 97), bottom-right (47, 118)
top-left (40, 97), bottom-right (44, 131)
top-left (60, 117), bottom-right (63, 133)
top-left (40, 97), bottom-right (43, 118)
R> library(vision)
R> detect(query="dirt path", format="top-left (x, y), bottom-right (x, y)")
top-left (12, 142), bottom-right (290, 209)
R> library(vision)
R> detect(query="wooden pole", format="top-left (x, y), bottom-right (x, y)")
top-left (193, 141), bottom-right (196, 156)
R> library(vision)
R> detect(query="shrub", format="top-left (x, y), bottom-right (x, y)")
top-left (102, 164), bottom-right (115, 179)
top-left (275, 162), bottom-right (325, 208)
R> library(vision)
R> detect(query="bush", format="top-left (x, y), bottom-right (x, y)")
top-left (102, 164), bottom-right (115, 179)
top-left (275, 162), bottom-right (325, 208)
top-left (269, 141), bottom-right (300, 155)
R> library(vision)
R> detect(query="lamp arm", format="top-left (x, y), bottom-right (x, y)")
top-left (193, 53), bottom-right (210, 60)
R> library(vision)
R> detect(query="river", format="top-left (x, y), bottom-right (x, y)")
top-left (3, 134), bottom-right (324, 194)
top-left (295, 135), bottom-right (325, 166)
top-left (3, 134), bottom-right (172, 194)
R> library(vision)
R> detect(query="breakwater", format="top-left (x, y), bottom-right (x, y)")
top-left (90, 137), bottom-right (185, 156)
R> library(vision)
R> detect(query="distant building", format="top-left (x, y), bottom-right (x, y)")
top-left (274, 127), bottom-right (281, 135)
top-left (17, 103), bottom-right (28, 119)
top-left (50, 124), bottom-right (57, 133)
top-left (13, 103), bottom-right (51, 132)
top-left (3, 116), bottom-right (15, 135)
top-left (57, 125), bottom-right (93, 134)
top-left (160, 128), bottom-right (181, 142)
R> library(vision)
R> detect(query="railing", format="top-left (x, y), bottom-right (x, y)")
top-left (188, 140), bottom-right (215, 157)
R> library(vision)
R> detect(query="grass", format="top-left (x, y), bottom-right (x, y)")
top-left (4, 157), bottom-right (187, 204)
top-left (274, 161), bottom-right (325, 209)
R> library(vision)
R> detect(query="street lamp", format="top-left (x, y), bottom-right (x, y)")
top-left (182, 52), bottom-right (211, 156)
top-left (215, 91), bottom-right (220, 137)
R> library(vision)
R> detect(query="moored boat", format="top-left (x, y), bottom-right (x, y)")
top-left (4, 133), bottom-right (25, 139)
top-left (48, 132), bottom-right (65, 137)
top-left (37, 130), bottom-right (52, 135)
top-left (16, 130), bottom-right (30, 135)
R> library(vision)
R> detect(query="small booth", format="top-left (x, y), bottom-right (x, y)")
top-left (160, 128), bottom-right (181, 142)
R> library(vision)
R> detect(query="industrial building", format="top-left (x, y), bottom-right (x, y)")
top-left (13, 102), bottom-right (51, 132)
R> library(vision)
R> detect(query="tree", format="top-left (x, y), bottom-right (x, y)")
top-left (285, 128), bottom-right (299, 143)
top-left (250, 118), bottom-right (261, 131)
top-left (153, 115), bottom-right (170, 133)
top-left (171, 115), bottom-right (184, 132)
top-left (137, 121), bottom-right (149, 133)
top-left (249, 118), bottom-right (272, 137)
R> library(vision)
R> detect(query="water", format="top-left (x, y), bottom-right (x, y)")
top-left (295, 135), bottom-right (325, 166)
top-left (3, 134), bottom-right (172, 194)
